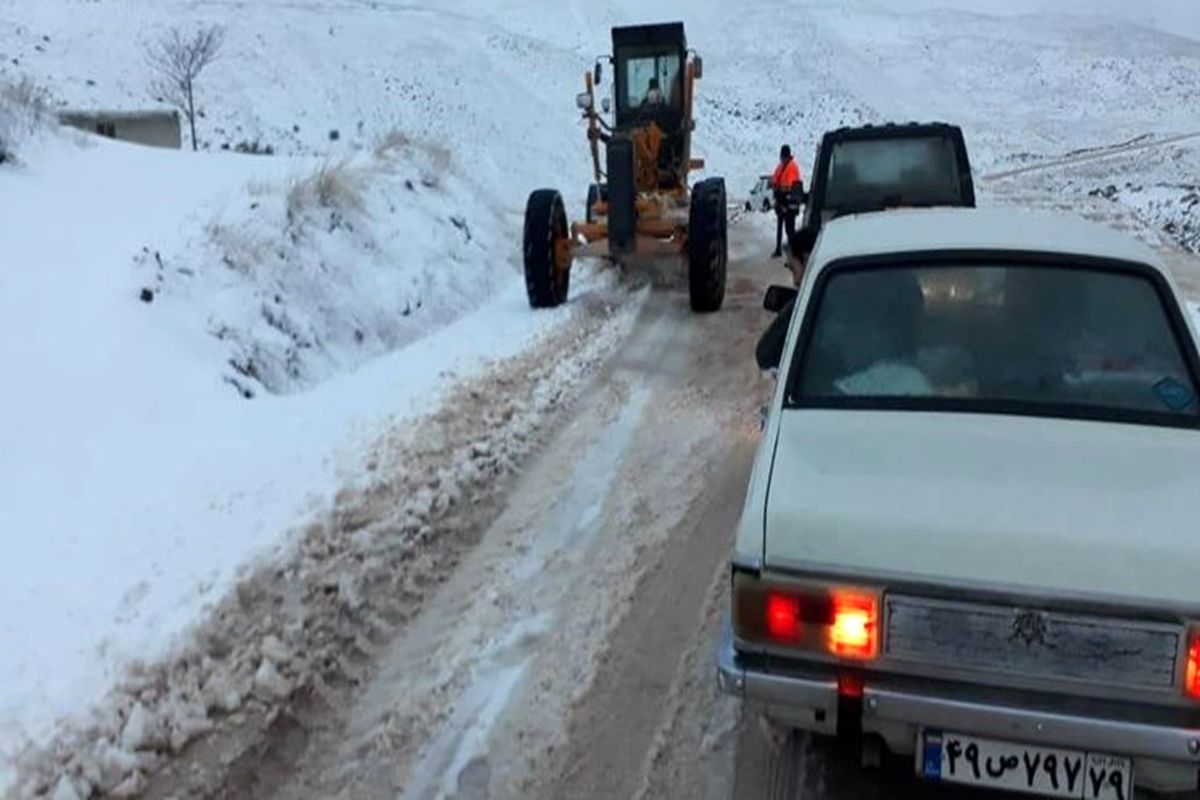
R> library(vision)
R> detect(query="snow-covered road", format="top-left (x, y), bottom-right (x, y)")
top-left (86, 209), bottom-right (1200, 800)
top-left (5, 0), bottom-right (1200, 796)
top-left (100, 206), bottom-right (775, 800)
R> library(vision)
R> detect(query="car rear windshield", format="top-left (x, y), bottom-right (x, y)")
top-left (792, 263), bottom-right (1199, 422)
top-left (823, 136), bottom-right (964, 211)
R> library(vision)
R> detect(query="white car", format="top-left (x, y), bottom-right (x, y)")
top-left (746, 174), bottom-right (773, 213)
top-left (720, 207), bottom-right (1200, 797)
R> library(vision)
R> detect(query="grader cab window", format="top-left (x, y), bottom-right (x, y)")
top-left (619, 49), bottom-right (681, 112)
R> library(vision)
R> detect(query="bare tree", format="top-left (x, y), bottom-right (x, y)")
top-left (145, 25), bottom-right (225, 151)
top-left (0, 77), bottom-right (52, 164)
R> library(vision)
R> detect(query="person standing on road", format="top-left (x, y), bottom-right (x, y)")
top-left (770, 145), bottom-right (803, 258)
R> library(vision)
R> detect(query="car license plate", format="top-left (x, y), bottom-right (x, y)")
top-left (919, 730), bottom-right (1133, 799)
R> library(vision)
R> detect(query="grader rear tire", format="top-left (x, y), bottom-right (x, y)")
top-left (688, 177), bottom-right (727, 313)
top-left (524, 189), bottom-right (572, 308)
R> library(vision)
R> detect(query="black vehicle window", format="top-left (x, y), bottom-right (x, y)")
top-left (823, 136), bottom-right (963, 211)
top-left (793, 264), bottom-right (1199, 420)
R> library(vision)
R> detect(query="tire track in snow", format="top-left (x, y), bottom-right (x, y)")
top-left (257, 230), bottom-right (772, 799)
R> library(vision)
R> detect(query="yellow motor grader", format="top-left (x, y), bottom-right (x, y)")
top-left (522, 22), bottom-right (727, 312)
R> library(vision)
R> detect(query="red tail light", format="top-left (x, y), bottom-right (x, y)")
top-left (1186, 631), bottom-right (1200, 701)
top-left (766, 592), bottom-right (801, 642)
top-left (732, 573), bottom-right (880, 662)
top-left (830, 592), bottom-right (879, 660)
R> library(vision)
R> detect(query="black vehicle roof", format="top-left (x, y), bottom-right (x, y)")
top-left (821, 121), bottom-right (965, 145)
top-left (612, 22), bottom-right (686, 51)
top-left (793, 120), bottom-right (976, 241)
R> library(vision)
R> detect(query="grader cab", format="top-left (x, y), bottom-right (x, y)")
top-left (522, 22), bottom-right (727, 312)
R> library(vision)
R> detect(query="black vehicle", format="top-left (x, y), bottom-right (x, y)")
top-left (758, 123), bottom-right (976, 371)
top-left (791, 122), bottom-right (976, 263)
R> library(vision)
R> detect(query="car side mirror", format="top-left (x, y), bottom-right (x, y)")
top-left (756, 301), bottom-right (795, 371)
top-left (594, 61), bottom-right (603, 84)
top-left (693, 55), bottom-right (704, 80)
top-left (576, 92), bottom-right (593, 111)
top-left (763, 285), bottom-right (798, 313)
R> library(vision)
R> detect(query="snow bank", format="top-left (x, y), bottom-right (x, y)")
top-left (0, 171), bottom-right (625, 789)
top-left (11, 281), bottom-right (642, 800)
top-left (0, 0), bottom-right (595, 781)
top-left (990, 141), bottom-right (1200, 257)
top-left (1091, 182), bottom-right (1200, 254)
top-left (172, 137), bottom-right (513, 395)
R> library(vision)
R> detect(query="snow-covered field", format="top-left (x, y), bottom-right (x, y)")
top-left (2, 0), bottom-right (1199, 796)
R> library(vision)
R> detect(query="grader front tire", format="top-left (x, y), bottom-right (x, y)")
top-left (524, 189), bottom-right (572, 309)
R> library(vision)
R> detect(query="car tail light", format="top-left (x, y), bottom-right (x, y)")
top-left (733, 572), bottom-right (880, 662)
top-left (766, 593), bottom-right (801, 642)
top-left (830, 592), bottom-right (879, 660)
top-left (1186, 631), bottom-right (1200, 701)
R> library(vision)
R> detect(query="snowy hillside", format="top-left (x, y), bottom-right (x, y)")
top-left (0, 126), bottom-right (629, 792)
top-left (1, 1), bottom-right (610, 791)
top-left (2, 0), bottom-right (1200, 796)
top-left (861, 0), bottom-right (1200, 41)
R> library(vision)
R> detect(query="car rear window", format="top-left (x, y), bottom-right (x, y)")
top-left (823, 136), bottom-right (964, 211)
top-left (792, 263), bottom-right (1199, 422)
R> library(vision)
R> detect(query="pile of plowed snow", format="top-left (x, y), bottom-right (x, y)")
top-left (10, 289), bottom-right (639, 799)
top-left (167, 139), bottom-right (514, 395)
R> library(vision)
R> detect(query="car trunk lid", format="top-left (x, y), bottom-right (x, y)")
top-left (764, 410), bottom-right (1200, 610)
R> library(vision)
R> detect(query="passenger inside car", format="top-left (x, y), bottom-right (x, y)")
top-left (802, 268), bottom-right (935, 396)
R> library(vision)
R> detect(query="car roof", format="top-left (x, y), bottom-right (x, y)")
top-left (812, 207), bottom-right (1165, 274)
top-left (821, 121), bottom-right (962, 143)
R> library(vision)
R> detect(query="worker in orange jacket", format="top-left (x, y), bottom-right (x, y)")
top-left (771, 144), bottom-right (804, 258)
